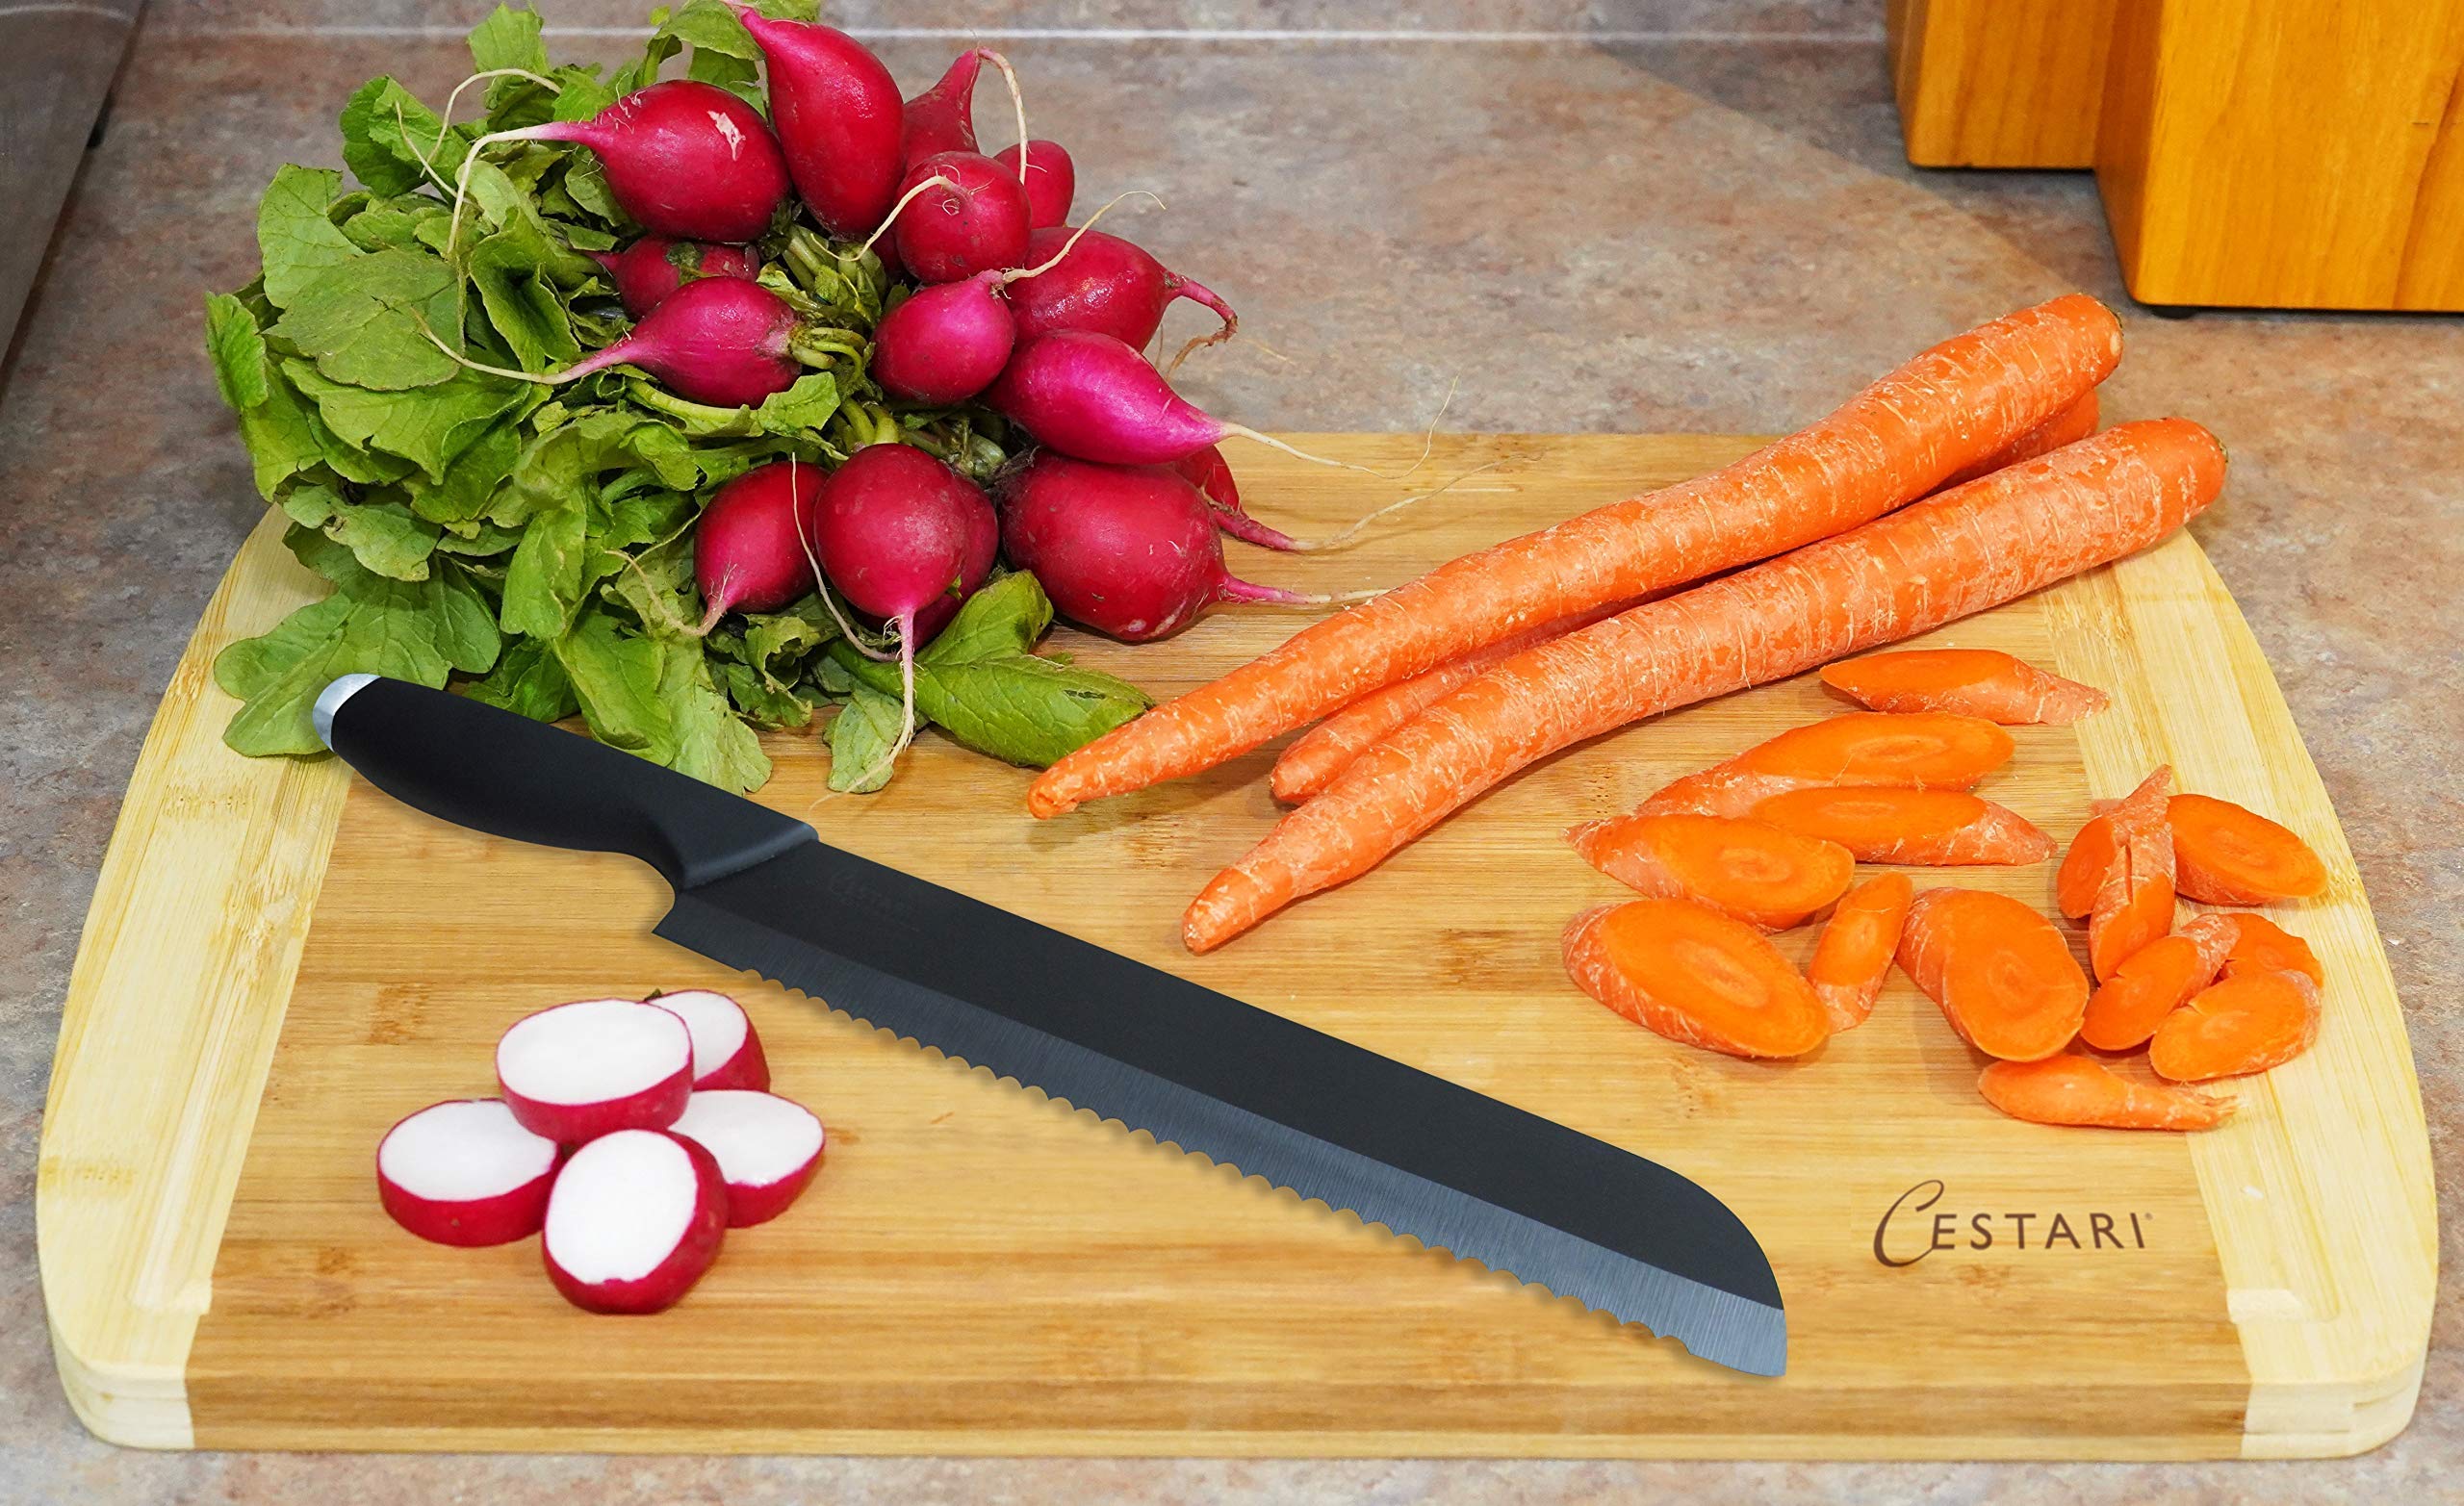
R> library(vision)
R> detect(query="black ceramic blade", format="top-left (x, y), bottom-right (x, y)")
top-left (655, 841), bottom-right (1787, 1376)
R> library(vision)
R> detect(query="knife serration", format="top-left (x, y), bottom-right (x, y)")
top-left (655, 841), bottom-right (1786, 1377)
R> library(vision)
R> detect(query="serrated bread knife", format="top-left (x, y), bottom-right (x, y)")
top-left (314, 674), bottom-right (1785, 1375)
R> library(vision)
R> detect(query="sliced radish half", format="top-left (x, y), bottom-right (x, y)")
top-left (496, 998), bottom-right (693, 1143)
top-left (652, 989), bottom-right (771, 1091)
top-left (376, 1099), bottom-right (561, 1247)
top-left (670, 1090), bottom-right (826, 1227)
top-left (541, 1129), bottom-right (730, 1314)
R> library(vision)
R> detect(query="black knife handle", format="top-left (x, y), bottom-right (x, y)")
top-left (314, 675), bottom-right (816, 889)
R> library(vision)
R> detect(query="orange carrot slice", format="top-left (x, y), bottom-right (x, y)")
top-left (1566, 813), bottom-right (1855, 931)
top-left (1978, 1055), bottom-right (2231, 1131)
top-left (1819, 649), bottom-right (2110, 726)
top-left (2078, 922), bottom-right (2234, 1052)
top-left (2218, 912), bottom-right (2323, 985)
top-left (1562, 901), bottom-right (1832, 1059)
top-left (2168, 794), bottom-right (2328, 905)
top-left (2149, 969), bottom-right (2321, 1081)
top-left (2088, 768), bottom-right (2175, 982)
top-left (1748, 786), bottom-right (2055, 865)
top-left (1641, 712), bottom-right (2015, 818)
top-left (2054, 810), bottom-right (2117, 918)
top-left (2176, 908), bottom-right (2244, 963)
top-left (1896, 887), bottom-right (2089, 1060)
top-left (1807, 872), bottom-right (1916, 1031)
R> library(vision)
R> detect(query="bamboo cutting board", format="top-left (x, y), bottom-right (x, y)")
top-left (40, 435), bottom-right (2432, 1459)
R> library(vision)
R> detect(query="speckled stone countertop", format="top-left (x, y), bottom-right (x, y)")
top-left (4, 3), bottom-right (2455, 1499)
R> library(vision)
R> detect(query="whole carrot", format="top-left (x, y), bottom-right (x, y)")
top-left (1031, 295), bottom-right (2124, 817)
top-left (1270, 605), bottom-right (1621, 802)
top-left (1275, 400), bottom-right (2098, 804)
top-left (1184, 419), bottom-right (2225, 952)
top-left (1938, 390), bottom-right (2099, 489)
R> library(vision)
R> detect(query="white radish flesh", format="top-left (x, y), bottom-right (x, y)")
top-left (653, 989), bottom-right (772, 1091)
top-left (670, 1090), bottom-right (826, 1227)
top-left (375, 1098), bottom-right (562, 1247)
top-left (496, 998), bottom-right (693, 1143)
top-left (541, 1129), bottom-right (730, 1314)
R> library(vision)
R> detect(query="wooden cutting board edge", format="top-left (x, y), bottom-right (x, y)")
top-left (37, 439), bottom-right (2433, 1458)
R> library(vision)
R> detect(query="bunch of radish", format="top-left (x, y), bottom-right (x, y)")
top-left (433, 7), bottom-right (1407, 782)
top-left (375, 990), bottom-right (823, 1315)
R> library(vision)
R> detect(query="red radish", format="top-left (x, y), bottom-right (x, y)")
top-left (495, 997), bottom-right (693, 1144)
top-left (810, 444), bottom-right (999, 642)
top-left (732, 9), bottom-right (904, 238)
top-left (988, 330), bottom-right (1352, 471)
top-left (670, 1090), bottom-right (825, 1227)
top-left (541, 1130), bottom-right (730, 1314)
top-left (693, 461), bottom-right (824, 629)
top-left (443, 277), bottom-right (818, 409)
top-left (870, 197), bottom-right (1159, 405)
top-left (900, 49), bottom-right (985, 165)
top-left (459, 81), bottom-right (788, 243)
top-left (1173, 446), bottom-right (1299, 551)
top-left (995, 140), bottom-right (1075, 227)
top-left (652, 988), bottom-right (772, 1092)
top-left (591, 236), bottom-right (760, 319)
top-left (996, 452), bottom-right (1328, 642)
top-left (1006, 226), bottom-right (1236, 358)
top-left (891, 151), bottom-right (1032, 284)
top-left (808, 444), bottom-right (1000, 774)
top-left (375, 1099), bottom-right (561, 1248)
top-left (870, 272), bottom-right (1016, 405)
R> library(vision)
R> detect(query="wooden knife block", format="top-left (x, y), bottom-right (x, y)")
top-left (1888, 0), bottom-right (2464, 311)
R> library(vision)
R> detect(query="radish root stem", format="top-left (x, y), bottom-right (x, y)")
top-left (848, 174), bottom-right (962, 259)
top-left (418, 325), bottom-right (607, 385)
top-left (825, 616), bottom-right (922, 795)
top-left (1002, 191), bottom-right (1164, 284)
top-left (783, 454), bottom-right (898, 662)
top-left (416, 68), bottom-right (562, 190)
top-left (447, 121), bottom-right (581, 262)
top-left (1282, 460), bottom-right (1504, 551)
top-left (974, 48), bottom-right (1028, 165)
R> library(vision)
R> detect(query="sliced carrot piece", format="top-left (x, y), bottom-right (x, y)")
top-left (1566, 813), bottom-right (1855, 931)
top-left (2218, 912), bottom-right (2323, 985)
top-left (2168, 794), bottom-right (2328, 904)
top-left (2149, 969), bottom-right (2321, 1081)
top-left (1748, 786), bottom-right (2055, 865)
top-left (1641, 712), bottom-right (2014, 817)
top-left (1807, 872), bottom-right (1916, 1031)
top-left (1819, 649), bottom-right (2111, 726)
top-left (1896, 887), bottom-right (2089, 1060)
top-left (1728, 712), bottom-right (2015, 784)
top-left (1562, 900), bottom-right (1832, 1059)
top-left (2079, 923), bottom-right (2233, 1052)
top-left (2055, 811), bottom-right (2118, 919)
top-left (2088, 768), bottom-right (2175, 982)
top-left (1978, 1055), bottom-right (2232, 1131)
top-left (2176, 908), bottom-right (2244, 963)
top-left (1636, 768), bottom-right (1814, 821)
